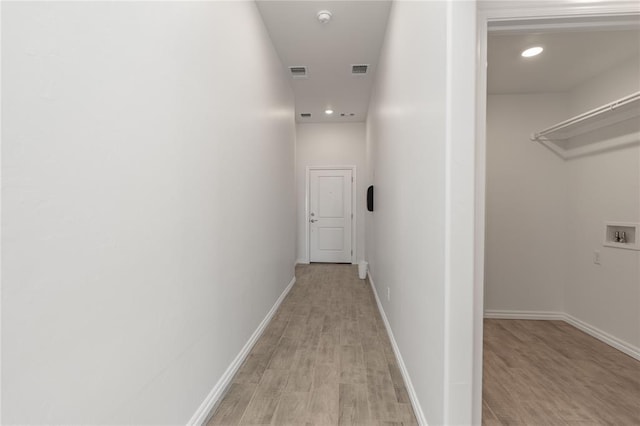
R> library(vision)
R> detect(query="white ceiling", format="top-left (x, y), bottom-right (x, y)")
top-left (256, 1), bottom-right (392, 123)
top-left (488, 29), bottom-right (640, 94)
top-left (257, 4), bottom-right (639, 115)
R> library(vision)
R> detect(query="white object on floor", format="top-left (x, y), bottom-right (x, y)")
top-left (358, 261), bottom-right (368, 279)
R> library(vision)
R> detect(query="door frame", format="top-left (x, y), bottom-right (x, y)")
top-left (474, 2), bottom-right (640, 424)
top-left (305, 165), bottom-right (357, 265)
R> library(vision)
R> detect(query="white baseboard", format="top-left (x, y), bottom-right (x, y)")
top-left (295, 259), bottom-right (309, 265)
top-left (484, 309), bottom-right (564, 321)
top-left (484, 309), bottom-right (640, 362)
top-left (367, 272), bottom-right (428, 426)
top-left (188, 276), bottom-right (297, 425)
top-left (563, 313), bottom-right (640, 362)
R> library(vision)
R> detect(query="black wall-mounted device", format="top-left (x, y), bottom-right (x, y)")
top-left (367, 185), bottom-right (374, 212)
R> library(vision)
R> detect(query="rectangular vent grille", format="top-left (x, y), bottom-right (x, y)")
top-left (351, 64), bottom-right (369, 75)
top-left (289, 66), bottom-right (308, 78)
top-left (300, 113), bottom-right (311, 118)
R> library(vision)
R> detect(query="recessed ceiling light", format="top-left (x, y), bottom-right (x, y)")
top-left (325, 109), bottom-right (334, 115)
top-left (521, 46), bottom-right (543, 58)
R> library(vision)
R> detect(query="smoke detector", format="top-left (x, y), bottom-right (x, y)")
top-left (317, 10), bottom-right (332, 24)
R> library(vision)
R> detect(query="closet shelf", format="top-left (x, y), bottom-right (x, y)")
top-left (530, 91), bottom-right (640, 160)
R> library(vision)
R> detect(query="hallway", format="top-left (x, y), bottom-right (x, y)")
top-left (208, 264), bottom-right (417, 425)
top-left (2, 1), bottom-right (473, 423)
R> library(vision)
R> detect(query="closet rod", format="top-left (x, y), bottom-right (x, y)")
top-left (531, 91), bottom-right (640, 140)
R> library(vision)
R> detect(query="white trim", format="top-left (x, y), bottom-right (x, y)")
top-left (187, 276), bottom-right (297, 426)
top-left (472, 12), bottom-right (488, 426)
top-left (305, 165), bottom-right (357, 264)
top-left (564, 314), bottom-right (640, 362)
top-left (367, 272), bottom-right (428, 426)
top-left (487, 17), bottom-right (640, 34)
top-left (484, 309), bottom-right (564, 321)
top-left (295, 259), bottom-right (309, 266)
top-left (443, 2), bottom-right (453, 420)
top-left (0, 1), bottom-right (3, 417)
top-left (444, 3), bottom-right (477, 424)
top-left (479, 1), bottom-right (640, 21)
top-left (483, 310), bottom-right (640, 362)
top-left (304, 168), bottom-right (310, 264)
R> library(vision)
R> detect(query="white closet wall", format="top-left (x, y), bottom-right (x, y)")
top-left (565, 56), bottom-right (640, 348)
top-left (485, 93), bottom-right (568, 313)
top-left (485, 54), bottom-right (640, 352)
top-left (569, 56), bottom-right (640, 114)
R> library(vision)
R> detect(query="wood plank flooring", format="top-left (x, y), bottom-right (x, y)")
top-left (208, 263), bottom-right (417, 426)
top-left (483, 319), bottom-right (640, 425)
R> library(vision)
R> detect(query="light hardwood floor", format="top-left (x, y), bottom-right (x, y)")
top-left (483, 319), bottom-right (640, 425)
top-left (208, 263), bottom-right (418, 426)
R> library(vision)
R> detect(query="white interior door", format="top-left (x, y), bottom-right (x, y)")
top-left (309, 169), bottom-right (353, 263)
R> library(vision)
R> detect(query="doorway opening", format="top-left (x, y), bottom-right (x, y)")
top-left (305, 166), bottom-right (357, 264)
top-left (476, 6), bottom-right (640, 425)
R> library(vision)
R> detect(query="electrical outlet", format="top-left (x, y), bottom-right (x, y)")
top-left (387, 287), bottom-right (391, 301)
top-left (593, 250), bottom-right (601, 265)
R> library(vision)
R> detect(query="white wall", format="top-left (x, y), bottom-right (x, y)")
top-left (569, 55), bottom-right (640, 114)
top-left (564, 56), bottom-right (640, 349)
top-left (2, 2), bottom-right (295, 423)
top-left (366, 1), bottom-right (476, 424)
top-left (295, 123), bottom-right (366, 263)
top-left (485, 93), bottom-right (568, 313)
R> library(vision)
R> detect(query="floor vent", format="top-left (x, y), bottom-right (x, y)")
top-left (351, 64), bottom-right (369, 75)
top-left (289, 66), bottom-right (308, 78)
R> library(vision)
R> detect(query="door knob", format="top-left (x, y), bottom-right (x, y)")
top-left (310, 219), bottom-right (317, 223)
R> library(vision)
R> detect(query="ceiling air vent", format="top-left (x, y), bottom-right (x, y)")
top-left (300, 113), bottom-right (312, 118)
top-left (289, 66), bottom-right (308, 78)
top-left (351, 64), bottom-right (369, 75)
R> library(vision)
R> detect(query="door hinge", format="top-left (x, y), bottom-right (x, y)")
top-left (351, 250), bottom-right (353, 256)
top-left (351, 213), bottom-right (353, 219)
top-left (351, 177), bottom-right (354, 182)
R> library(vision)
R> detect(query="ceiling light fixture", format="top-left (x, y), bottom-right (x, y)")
top-left (317, 10), bottom-right (332, 24)
top-left (325, 109), bottom-right (334, 115)
top-left (521, 46), bottom-right (543, 58)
